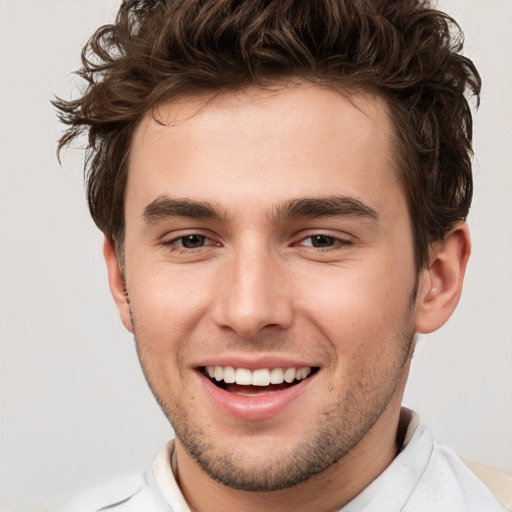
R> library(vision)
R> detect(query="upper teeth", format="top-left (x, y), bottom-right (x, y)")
top-left (205, 366), bottom-right (312, 386)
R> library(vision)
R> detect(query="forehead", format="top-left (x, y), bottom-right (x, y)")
top-left (127, 84), bottom-right (402, 220)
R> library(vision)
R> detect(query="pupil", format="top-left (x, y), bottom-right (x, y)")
top-left (312, 235), bottom-right (333, 247)
top-left (182, 235), bottom-right (204, 248)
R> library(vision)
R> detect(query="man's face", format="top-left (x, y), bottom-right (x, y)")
top-left (119, 85), bottom-right (421, 490)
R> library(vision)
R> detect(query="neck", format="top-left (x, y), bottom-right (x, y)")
top-left (174, 396), bottom-right (406, 512)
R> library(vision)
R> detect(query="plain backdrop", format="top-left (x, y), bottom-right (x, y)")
top-left (1, 0), bottom-right (511, 510)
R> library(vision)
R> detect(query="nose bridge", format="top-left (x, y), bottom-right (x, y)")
top-left (213, 236), bottom-right (292, 337)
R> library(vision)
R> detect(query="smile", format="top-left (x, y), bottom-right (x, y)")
top-left (196, 357), bottom-right (321, 420)
top-left (203, 366), bottom-right (314, 387)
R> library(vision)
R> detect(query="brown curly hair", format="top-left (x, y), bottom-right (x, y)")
top-left (54, 0), bottom-right (481, 270)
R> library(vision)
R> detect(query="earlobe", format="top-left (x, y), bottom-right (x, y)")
top-left (103, 236), bottom-right (134, 333)
top-left (415, 222), bottom-right (471, 334)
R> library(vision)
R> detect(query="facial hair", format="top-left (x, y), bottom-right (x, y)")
top-left (130, 293), bottom-right (417, 492)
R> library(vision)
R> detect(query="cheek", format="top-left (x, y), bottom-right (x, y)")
top-left (127, 267), bottom-right (215, 364)
top-left (129, 275), bottom-right (204, 408)
top-left (304, 268), bottom-right (411, 325)
top-left (297, 263), bottom-right (416, 361)
top-left (130, 285), bottom-right (218, 435)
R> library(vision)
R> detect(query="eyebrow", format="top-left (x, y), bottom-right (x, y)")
top-left (142, 195), bottom-right (378, 224)
top-left (142, 196), bottom-right (227, 223)
top-left (271, 196), bottom-right (378, 223)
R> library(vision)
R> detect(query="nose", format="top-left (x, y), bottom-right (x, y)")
top-left (211, 242), bottom-right (293, 338)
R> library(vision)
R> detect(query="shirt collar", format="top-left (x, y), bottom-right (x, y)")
top-left (151, 408), bottom-right (430, 512)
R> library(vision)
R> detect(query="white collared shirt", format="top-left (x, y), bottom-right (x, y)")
top-left (52, 409), bottom-right (508, 511)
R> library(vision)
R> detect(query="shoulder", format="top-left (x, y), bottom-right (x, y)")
top-left (460, 456), bottom-right (512, 511)
top-left (49, 470), bottom-right (170, 512)
top-left (409, 439), bottom-right (510, 511)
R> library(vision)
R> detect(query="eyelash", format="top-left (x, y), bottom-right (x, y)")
top-left (161, 233), bottom-right (353, 253)
top-left (296, 234), bottom-right (353, 250)
top-left (162, 234), bottom-right (218, 252)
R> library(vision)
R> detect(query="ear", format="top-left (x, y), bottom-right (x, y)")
top-left (103, 236), bottom-right (133, 333)
top-left (415, 222), bottom-right (471, 334)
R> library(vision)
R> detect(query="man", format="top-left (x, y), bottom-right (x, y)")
top-left (53, 0), bottom-right (509, 510)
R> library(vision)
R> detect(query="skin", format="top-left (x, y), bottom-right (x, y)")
top-left (104, 84), bottom-right (470, 512)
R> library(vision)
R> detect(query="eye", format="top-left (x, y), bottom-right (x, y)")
top-left (162, 233), bottom-right (218, 251)
top-left (160, 232), bottom-right (221, 261)
top-left (306, 235), bottom-right (337, 248)
top-left (177, 234), bottom-right (208, 249)
top-left (299, 234), bottom-right (349, 249)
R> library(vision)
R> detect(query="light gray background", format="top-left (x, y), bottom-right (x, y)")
top-left (1, 0), bottom-right (511, 510)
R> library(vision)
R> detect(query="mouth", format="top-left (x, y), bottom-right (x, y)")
top-left (201, 365), bottom-right (320, 395)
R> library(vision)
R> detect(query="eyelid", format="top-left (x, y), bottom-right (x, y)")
top-left (159, 229), bottom-right (353, 250)
top-left (299, 236), bottom-right (353, 249)
top-left (160, 230), bottom-right (221, 248)
top-left (293, 229), bottom-right (354, 246)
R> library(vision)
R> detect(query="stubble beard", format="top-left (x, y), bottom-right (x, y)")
top-left (131, 289), bottom-right (418, 492)
top-left (174, 336), bottom-right (415, 491)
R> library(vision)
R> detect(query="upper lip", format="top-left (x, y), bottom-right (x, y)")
top-left (193, 354), bottom-right (320, 370)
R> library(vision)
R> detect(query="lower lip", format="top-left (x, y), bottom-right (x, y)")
top-left (199, 371), bottom-right (316, 421)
